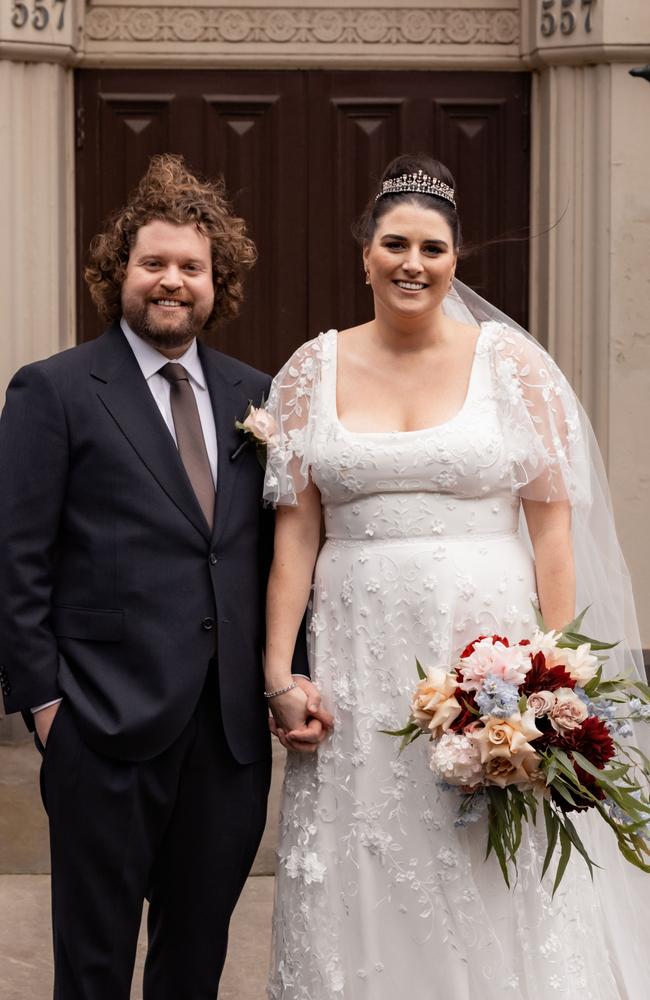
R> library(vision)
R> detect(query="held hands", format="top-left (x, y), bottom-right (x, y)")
top-left (268, 675), bottom-right (333, 754)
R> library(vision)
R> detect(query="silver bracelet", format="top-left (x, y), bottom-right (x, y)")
top-left (264, 681), bottom-right (298, 700)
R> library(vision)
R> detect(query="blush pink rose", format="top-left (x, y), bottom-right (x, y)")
top-left (458, 638), bottom-right (531, 693)
top-left (527, 690), bottom-right (556, 717)
top-left (242, 407), bottom-right (278, 444)
top-left (549, 687), bottom-right (588, 734)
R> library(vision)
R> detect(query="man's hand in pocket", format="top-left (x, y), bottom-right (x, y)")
top-left (34, 702), bottom-right (61, 748)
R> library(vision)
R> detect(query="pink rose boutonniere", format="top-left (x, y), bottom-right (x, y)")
top-left (233, 402), bottom-right (278, 468)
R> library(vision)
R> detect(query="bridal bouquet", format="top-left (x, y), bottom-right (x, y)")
top-left (385, 611), bottom-right (650, 890)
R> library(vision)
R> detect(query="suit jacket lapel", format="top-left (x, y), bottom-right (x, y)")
top-left (198, 341), bottom-right (251, 549)
top-left (90, 326), bottom-right (212, 541)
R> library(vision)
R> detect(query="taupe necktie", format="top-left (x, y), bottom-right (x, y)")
top-left (159, 362), bottom-right (215, 528)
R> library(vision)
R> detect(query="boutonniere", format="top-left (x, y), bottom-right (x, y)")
top-left (231, 401), bottom-right (278, 468)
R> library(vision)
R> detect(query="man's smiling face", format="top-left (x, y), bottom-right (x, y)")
top-left (121, 219), bottom-right (215, 358)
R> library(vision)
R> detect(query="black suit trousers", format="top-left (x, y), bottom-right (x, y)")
top-left (40, 664), bottom-right (272, 1000)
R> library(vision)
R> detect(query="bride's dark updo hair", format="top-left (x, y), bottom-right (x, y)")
top-left (354, 153), bottom-right (462, 251)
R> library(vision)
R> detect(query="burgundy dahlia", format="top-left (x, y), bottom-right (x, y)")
top-left (521, 651), bottom-right (576, 695)
top-left (450, 685), bottom-right (480, 732)
top-left (562, 715), bottom-right (616, 767)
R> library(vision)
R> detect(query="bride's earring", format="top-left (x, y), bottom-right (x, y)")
top-left (365, 269), bottom-right (371, 285)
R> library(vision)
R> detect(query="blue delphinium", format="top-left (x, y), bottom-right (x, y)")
top-left (628, 698), bottom-right (650, 720)
top-left (475, 676), bottom-right (520, 719)
top-left (596, 699), bottom-right (618, 722)
top-left (611, 720), bottom-right (634, 739)
top-left (574, 686), bottom-right (597, 713)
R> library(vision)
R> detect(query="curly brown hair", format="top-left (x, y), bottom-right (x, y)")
top-left (84, 154), bottom-right (257, 333)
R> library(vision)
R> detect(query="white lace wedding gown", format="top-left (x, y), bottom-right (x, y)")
top-left (263, 324), bottom-right (649, 999)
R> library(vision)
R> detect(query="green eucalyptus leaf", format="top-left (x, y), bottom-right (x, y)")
top-left (562, 815), bottom-right (597, 876)
top-left (617, 840), bottom-right (650, 874)
top-left (631, 680), bottom-right (650, 701)
top-left (541, 800), bottom-right (560, 880)
top-left (560, 606), bottom-right (591, 636)
top-left (559, 631), bottom-right (618, 651)
top-left (380, 722), bottom-right (419, 738)
top-left (552, 825), bottom-right (573, 896)
top-left (582, 668), bottom-right (603, 697)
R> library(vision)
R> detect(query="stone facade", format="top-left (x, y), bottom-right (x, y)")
top-left (0, 1), bottom-right (649, 742)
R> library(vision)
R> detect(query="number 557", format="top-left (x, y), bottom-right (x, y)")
top-left (11, 0), bottom-right (67, 31)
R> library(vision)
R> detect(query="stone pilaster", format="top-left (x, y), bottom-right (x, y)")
top-left (528, 62), bottom-right (612, 445)
top-left (0, 60), bottom-right (76, 397)
top-left (607, 62), bottom-right (650, 646)
top-left (526, 0), bottom-right (650, 643)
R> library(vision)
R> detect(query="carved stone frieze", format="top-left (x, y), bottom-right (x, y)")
top-left (83, 6), bottom-right (520, 47)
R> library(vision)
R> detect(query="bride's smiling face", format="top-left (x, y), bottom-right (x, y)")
top-left (363, 202), bottom-right (457, 319)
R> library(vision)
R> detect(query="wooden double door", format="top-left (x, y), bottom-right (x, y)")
top-left (76, 70), bottom-right (530, 374)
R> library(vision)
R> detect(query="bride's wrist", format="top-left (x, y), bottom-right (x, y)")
top-left (264, 668), bottom-right (294, 692)
top-left (265, 680), bottom-right (298, 701)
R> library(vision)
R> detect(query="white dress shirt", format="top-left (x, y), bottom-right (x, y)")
top-left (120, 319), bottom-right (218, 487)
top-left (33, 321), bottom-right (219, 714)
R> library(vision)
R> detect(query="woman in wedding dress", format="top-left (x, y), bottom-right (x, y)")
top-left (261, 154), bottom-right (649, 998)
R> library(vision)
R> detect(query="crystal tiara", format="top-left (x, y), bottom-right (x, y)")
top-left (376, 169), bottom-right (456, 208)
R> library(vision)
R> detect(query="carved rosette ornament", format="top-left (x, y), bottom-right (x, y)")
top-left (83, 6), bottom-right (520, 48)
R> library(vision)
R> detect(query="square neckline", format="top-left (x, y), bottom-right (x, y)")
top-left (328, 322), bottom-right (490, 437)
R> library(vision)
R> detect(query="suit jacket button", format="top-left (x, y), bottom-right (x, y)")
top-left (209, 553), bottom-right (218, 565)
top-left (201, 617), bottom-right (215, 631)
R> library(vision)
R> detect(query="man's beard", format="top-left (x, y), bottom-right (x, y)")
top-left (123, 299), bottom-right (209, 351)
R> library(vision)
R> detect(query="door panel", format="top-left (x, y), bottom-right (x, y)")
top-left (76, 70), bottom-right (529, 374)
top-left (76, 71), bottom-right (307, 375)
top-left (98, 93), bottom-right (174, 210)
top-left (308, 71), bottom-right (529, 336)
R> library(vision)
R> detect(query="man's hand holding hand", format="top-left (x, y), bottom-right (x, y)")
top-left (269, 676), bottom-right (334, 754)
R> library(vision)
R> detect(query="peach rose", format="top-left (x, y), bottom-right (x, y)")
top-left (527, 690), bottom-right (556, 718)
top-left (549, 687), bottom-right (588, 734)
top-left (484, 754), bottom-right (535, 789)
top-left (470, 709), bottom-right (542, 764)
top-left (411, 668), bottom-right (461, 739)
top-left (242, 407), bottom-right (278, 445)
top-left (521, 753), bottom-right (549, 795)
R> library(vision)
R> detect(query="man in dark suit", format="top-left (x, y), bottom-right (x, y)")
top-left (0, 155), bottom-right (328, 999)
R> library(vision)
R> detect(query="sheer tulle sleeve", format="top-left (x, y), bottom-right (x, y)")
top-left (263, 336), bottom-right (325, 506)
top-left (489, 325), bottom-right (590, 507)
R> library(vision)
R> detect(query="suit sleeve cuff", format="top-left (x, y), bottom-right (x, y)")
top-left (31, 698), bottom-right (63, 713)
